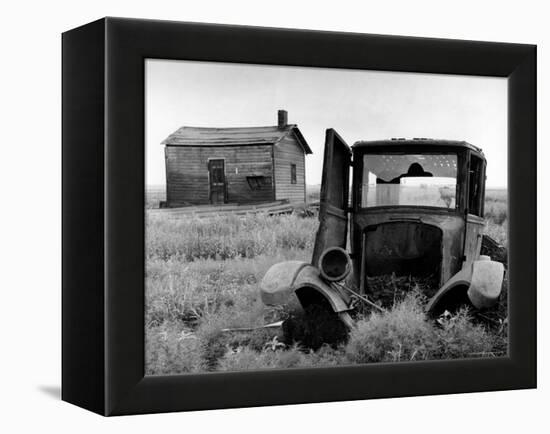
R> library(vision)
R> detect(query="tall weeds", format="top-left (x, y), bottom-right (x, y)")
top-left (146, 213), bottom-right (317, 261)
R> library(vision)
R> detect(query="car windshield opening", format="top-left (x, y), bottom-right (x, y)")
top-left (361, 153), bottom-right (458, 209)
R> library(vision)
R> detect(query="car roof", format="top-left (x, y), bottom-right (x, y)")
top-left (352, 138), bottom-right (484, 156)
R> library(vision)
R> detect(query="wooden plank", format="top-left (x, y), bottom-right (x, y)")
top-left (150, 200), bottom-right (288, 214)
top-left (148, 200), bottom-right (298, 219)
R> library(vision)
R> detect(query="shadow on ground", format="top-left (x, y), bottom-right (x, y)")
top-left (38, 385), bottom-right (61, 400)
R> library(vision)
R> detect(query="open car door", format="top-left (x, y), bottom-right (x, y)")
top-left (311, 129), bottom-right (352, 267)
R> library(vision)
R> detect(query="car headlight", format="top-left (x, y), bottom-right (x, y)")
top-left (318, 247), bottom-right (351, 282)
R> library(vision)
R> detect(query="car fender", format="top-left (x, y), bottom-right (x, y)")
top-left (260, 261), bottom-right (309, 307)
top-left (468, 259), bottom-right (505, 309)
top-left (260, 261), bottom-right (351, 313)
top-left (292, 264), bottom-right (351, 312)
top-left (425, 265), bottom-right (472, 315)
top-left (426, 258), bottom-right (504, 314)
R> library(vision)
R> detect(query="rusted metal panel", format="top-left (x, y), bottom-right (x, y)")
top-left (293, 265), bottom-right (351, 312)
top-left (352, 138), bottom-right (485, 155)
top-left (260, 261), bottom-right (309, 306)
top-left (463, 215), bottom-right (485, 267)
top-left (468, 259), bottom-right (505, 308)
top-left (354, 209), bottom-right (465, 289)
top-left (311, 129), bottom-right (352, 267)
top-left (425, 265), bottom-right (472, 313)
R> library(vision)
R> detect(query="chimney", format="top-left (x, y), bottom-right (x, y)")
top-left (277, 110), bottom-right (288, 129)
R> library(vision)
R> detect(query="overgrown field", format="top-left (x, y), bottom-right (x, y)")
top-left (145, 189), bottom-right (508, 375)
top-left (484, 189), bottom-right (508, 247)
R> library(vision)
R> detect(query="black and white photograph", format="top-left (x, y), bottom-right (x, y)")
top-left (145, 60), bottom-right (509, 375)
top-left (1, 0), bottom-right (543, 428)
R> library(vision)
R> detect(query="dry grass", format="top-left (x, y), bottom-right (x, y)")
top-left (146, 185), bottom-right (165, 209)
top-left (484, 189), bottom-right (508, 246)
top-left (345, 294), bottom-right (435, 363)
top-left (217, 295), bottom-right (500, 372)
top-left (145, 238), bottom-right (312, 374)
top-left (146, 213), bottom-right (317, 261)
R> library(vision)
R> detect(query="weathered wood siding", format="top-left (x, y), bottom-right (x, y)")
top-left (273, 135), bottom-right (306, 202)
top-left (165, 145), bottom-right (274, 206)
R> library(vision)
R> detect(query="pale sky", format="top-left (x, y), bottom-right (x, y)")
top-left (145, 59), bottom-right (507, 188)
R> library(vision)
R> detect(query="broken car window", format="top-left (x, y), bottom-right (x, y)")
top-left (361, 153), bottom-right (458, 209)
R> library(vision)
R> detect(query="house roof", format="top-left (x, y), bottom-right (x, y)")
top-left (161, 125), bottom-right (312, 154)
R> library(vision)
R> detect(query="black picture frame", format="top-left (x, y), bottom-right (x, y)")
top-left (62, 17), bottom-right (536, 416)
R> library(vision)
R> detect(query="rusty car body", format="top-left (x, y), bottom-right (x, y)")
top-left (260, 129), bottom-right (505, 327)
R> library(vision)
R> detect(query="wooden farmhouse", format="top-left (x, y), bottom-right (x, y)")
top-left (161, 110), bottom-right (312, 207)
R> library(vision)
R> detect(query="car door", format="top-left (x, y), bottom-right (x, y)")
top-left (311, 129), bottom-right (352, 267)
top-left (463, 153), bottom-right (486, 266)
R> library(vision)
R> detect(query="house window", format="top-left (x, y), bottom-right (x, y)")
top-left (246, 175), bottom-right (271, 190)
top-left (291, 164), bottom-right (297, 184)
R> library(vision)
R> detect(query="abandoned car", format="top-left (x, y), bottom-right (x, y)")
top-left (260, 130), bottom-right (505, 330)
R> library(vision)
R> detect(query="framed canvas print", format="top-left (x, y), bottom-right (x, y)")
top-left (62, 17), bottom-right (536, 416)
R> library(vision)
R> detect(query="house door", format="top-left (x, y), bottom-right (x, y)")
top-left (208, 159), bottom-right (226, 204)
